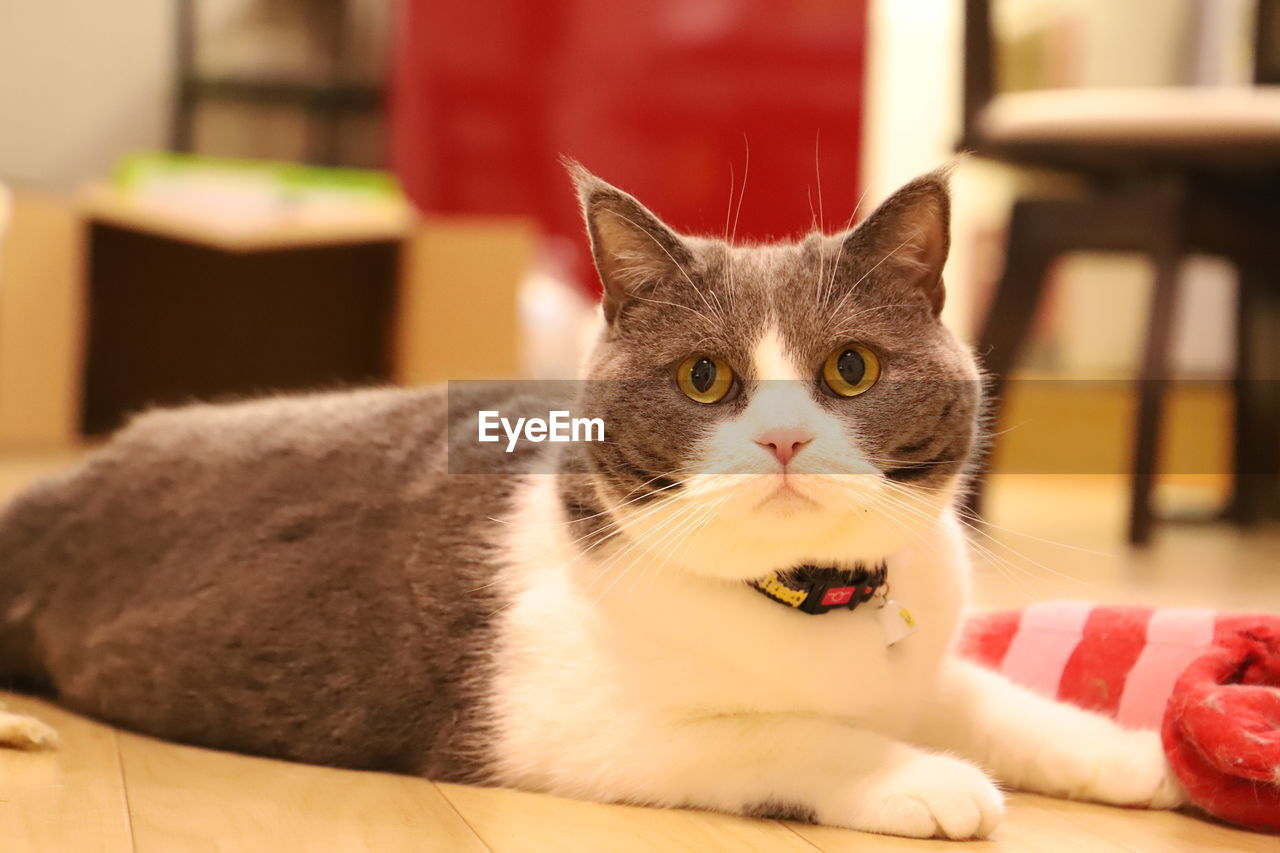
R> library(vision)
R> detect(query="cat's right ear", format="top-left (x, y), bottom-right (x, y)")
top-left (565, 159), bottom-right (695, 323)
top-left (830, 168), bottom-right (952, 316)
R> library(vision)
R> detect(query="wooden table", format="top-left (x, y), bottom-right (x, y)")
top-left (0, 187), bottom-right (536, 443)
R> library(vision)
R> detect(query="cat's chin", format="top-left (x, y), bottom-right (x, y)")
top-left (656, 501), bottom-right (918, 583)
top-left (602, 471), bottom-right (956, 583)
top-left (753, 482), bottom-right (821, 514)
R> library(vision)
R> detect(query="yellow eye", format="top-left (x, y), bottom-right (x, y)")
top-left (822, 344), bottom-right (880, 397)
top-left (677, 354), bottom-right (734, 404)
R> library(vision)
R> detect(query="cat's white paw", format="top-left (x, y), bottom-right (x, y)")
top-left (0, 707), bottom-right (59, 750)
top-left (1026, 727), bottom-right (1184, 809)
top-left (834, 753), bottom-right (1004, 839)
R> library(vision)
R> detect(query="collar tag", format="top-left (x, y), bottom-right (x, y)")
top-left (876, 598), bottom-right (918, 646)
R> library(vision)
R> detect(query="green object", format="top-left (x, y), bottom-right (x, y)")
top-left (111, 152), bottom-right (404, 200)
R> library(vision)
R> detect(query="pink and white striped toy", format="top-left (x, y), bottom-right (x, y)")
top-left (959, 602), bottom-right (1280, 832)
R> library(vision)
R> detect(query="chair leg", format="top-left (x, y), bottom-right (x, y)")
top-left (1128, 194), bottom-right (1187, 546)
top-left (1227, 259), bottom-right (1280, 523)
top-left (965, 200), bottom-right (1059, 519)
top-left (1228, 261), bottom-right (1261, 524)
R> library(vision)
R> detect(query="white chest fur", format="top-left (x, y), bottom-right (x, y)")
top-left (487, 477), bottom-right (971, 797)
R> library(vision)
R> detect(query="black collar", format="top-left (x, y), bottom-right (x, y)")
top-left (748, 562), bottom-right (888, 615)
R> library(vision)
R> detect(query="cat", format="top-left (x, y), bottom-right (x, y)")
top-left (0, 164), bottom-right (1184, 839)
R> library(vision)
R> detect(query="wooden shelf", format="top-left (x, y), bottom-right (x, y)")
top-left (178, 76), bottom-right (385, 113)
top-left (78, 183), bottom-right (414, 253)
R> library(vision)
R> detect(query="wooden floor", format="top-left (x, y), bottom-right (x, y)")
top-left (1, 453), bottom-right (1277, 852)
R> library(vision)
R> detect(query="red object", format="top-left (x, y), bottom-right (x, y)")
top-left (390, 0), bottom-right (868, 294)
top-left (822, 587), bottom-right (854, 606)
top-left (1165, 617), bottom-right (1280, 832)
top-left (960, 603), bottom-right (1280, 833)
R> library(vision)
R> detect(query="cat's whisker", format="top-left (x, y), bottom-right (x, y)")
top-left (731, 133), bottom-right (749, 248)
top-left (971, 552), bottom-right (1039, 603)
top-left (860, 454), bottom-right (966, 469)
top-left (851, 494), bottom-right (937, 559)
top-left (962, 536), bottom-right (1047, 602)
top-left (850, 185), bottom-right (871, 221)
top-left (489, 466), bottom-right (698, 551)
top-left (576, 494), bottom-right (706, 594)
top-left (865, 475), bottom-right (957, 494)
top-left (956, 520), bottom-right (1101, 591)
top-left (565, 489), bottom-right (695, 565)
top-left (629, 293), bottom-right (713, 325)
top-left (723, 160), bottom-right (736, 244)
top-left (582, 498), bottom-right (707, 607)
top-left (828, 302), bottom-right (936, 330)
top-left (952, 504), bottom-right (1116, 559)
top-left (814, 129), bottom-right (825, 235)
top-left (571, 466), bottom-right (704, 521)
top-left (623, 493), bottom-right (729, 606)
top-left (599, 208), bottom-right (713, 325)
top-left (476, 481), bottom-right (703, 595)
top-left (878, 477), bottom-right (1106, 573)
top-left (709, 288), bottom-right (726, 315)
top-left (831, 238), bottom-right (913, 317)
top-left (865, 481), bottom-right (1003, 581)
top-left (822, 232), bottom-right (846, 304)
top-left (616, 491), bottom-right (721, 578)
top-left (869, 486), bottom-right (1040, 603)
top-left (722, 161), bottom-right (739, 313)
top-left (726, 140), bottom-right (750, 300)
top-left (845, 491), bottom-right (991, 602)
top-left (637, 495), bottom-right (730, 607)
top-left (822, 204), bottom-right (866, 302)
top-left (811, 130), bottom-right (828, 302)
top-left (819, 191), bottom-right (865, 305)
top-left (868, 472), bottom-right (1111, 561)
top-left (984, 419), bottom-right (1030, 441)
top-left (874, 479), bottom-right (1096, 592)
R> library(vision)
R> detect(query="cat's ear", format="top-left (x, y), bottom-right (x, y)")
top-left (566, 159), bottom-right (695, 323)
top-left (832, 169), bottom-right (951, 316)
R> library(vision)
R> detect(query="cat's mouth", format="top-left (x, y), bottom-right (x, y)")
top-left (755, 476), bottom-right (820, 510)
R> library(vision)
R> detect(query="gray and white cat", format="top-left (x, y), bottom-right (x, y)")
top-left (0, 166), bottom-right (1183, 839)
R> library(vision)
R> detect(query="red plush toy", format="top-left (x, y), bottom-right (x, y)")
top-left (959, 602), bottom-right (1280, 832)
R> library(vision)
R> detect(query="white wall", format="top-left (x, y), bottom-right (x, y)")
top-left (860, 0), bottom-right (961, 206)
top-left (0, 1), bottom-right (174, 191)
top-left (861, 0), bottom-right (991, 338)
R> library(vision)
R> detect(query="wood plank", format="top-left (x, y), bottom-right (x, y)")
top-left (1021, 793), bottom-right (1279, 853)
top-left (784, 793), bottom-right (1131, 852)
top-left (117, 731), bottom-right (490, 853)
top-left (437, 783), bottom-right (818, 853)
top-left (0, 692), bottom-right (134, 853)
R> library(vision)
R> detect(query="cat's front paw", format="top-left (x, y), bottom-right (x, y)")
top-left (1033, 728), bottom-right (1185, 809)
top-left (0, 705), bottom-right (59, 750)
top-left (834, 753), bottom-right (1004, 839)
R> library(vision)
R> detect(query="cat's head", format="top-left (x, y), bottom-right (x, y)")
top-left (564, 163), bottom-right (981, 581)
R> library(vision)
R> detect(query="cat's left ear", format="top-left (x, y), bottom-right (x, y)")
top-left (831, 169), bottom-right (951, 316)
top-left (565, 159), bottom-right (696, 323)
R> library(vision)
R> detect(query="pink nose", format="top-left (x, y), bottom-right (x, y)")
top-left (755, 428), bottom-right (813, 466)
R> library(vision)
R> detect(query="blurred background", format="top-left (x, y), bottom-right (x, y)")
top-left (0, 0), bottom-right (1277, 599)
